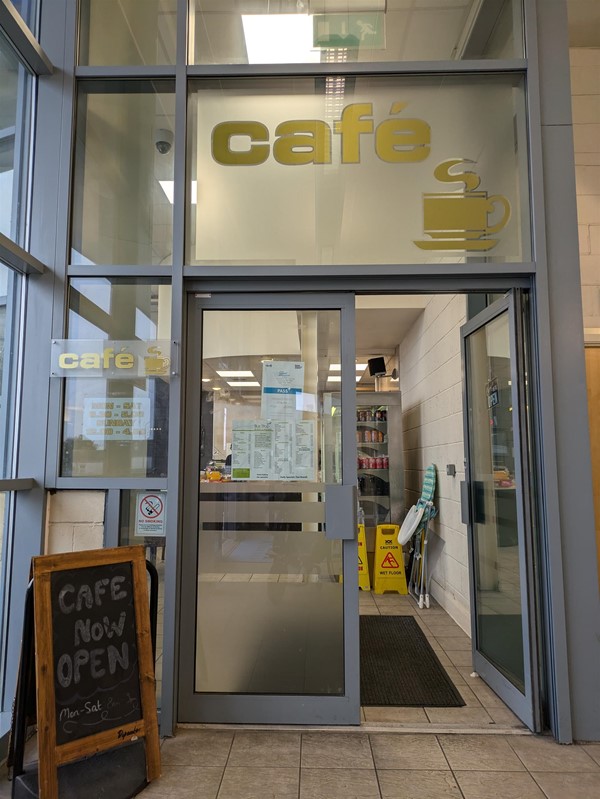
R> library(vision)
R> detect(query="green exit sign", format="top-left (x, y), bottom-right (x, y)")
top-left (313, 12), bottom-right (385, 50)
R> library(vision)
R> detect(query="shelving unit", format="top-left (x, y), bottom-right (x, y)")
top-left (356, 392), bottom-right (404, 548)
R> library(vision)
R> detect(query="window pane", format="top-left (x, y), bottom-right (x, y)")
top-left (189, 0), bottom-right (523, 65)
top-left (71, 82), bottom-right (175, 267)
top-left (0, 264), bottom-right (21, 479)
top-left (8, 0), bottom-right (39, 36)
top-left (0, 491), bottom-right (11, 695)
top-left (61, 279), bottom-right (171, 478)
top-left (79, 0), bottom-right (177, 65)
top-left (0, 31), bottom-right (33, 246)
top-left (187, 75), bottom-right (530, 266)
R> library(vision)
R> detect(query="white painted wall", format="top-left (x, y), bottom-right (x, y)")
top-left (45, 491), bottom-right (105, 554)
top-left (571, 47), bottom-right (600, 329)
top-left (399, 294), bottom-right (470, 633)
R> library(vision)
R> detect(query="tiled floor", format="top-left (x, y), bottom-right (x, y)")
top-left (2, 730), bottom-right (600, 798)
top-left (4, 591), bottom-right (596, 797)
top-left (122, 730), bottom-right (600, 798)
top-left (358, 591), bottom-right (525, 729)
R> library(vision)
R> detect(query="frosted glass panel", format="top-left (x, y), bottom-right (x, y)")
top-left (195, 308), bottom-right (344, 695)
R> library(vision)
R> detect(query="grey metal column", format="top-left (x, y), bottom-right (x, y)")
top-left (530, 0), bottom-right (600, 742)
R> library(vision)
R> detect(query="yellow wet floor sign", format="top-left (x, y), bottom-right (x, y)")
top-left (358, 524), bottom-right (371, 591)
top-left (373, 523), bottom-right (408, 595)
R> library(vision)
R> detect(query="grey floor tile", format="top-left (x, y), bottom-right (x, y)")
top-left (437, 734), bottom-right (526, 771)
top-left (424, 707), bottom-right (494, 725)
top-left (424, 624), bottom-right (466, 637)
top-left (486, 707), bottom-right (527, 727)
top-left (218, 767), bottom-right (299, 799)
top-left (378, 605), bottom-right (419, 616)
top-left (436, 636), bottom-right (471, 651)
top-left (530, 770), bottom-right (600, 798)
top-left (370, 733), bottom-right (449, 770)
top-left (378, 769), bottom-right (462, 799)
top-left (301, 732), bottom-right (374, 769)
top-left (143, 765), bottom-right (223, 798)
top-left (507, 736), bottom-right (600, 772)
top-left (363, 706), bottom-right (430, 723)
top-left (161, 730), bottom-right (233, 766)
top-left (300, 767), bottom-right (380, 799)
top-left (454, 683), bottom-right (483, 707)
top-left (583, 743), bottom-right (600, 766)
top-left (228, 731), bottom-right (300, 768)
top-left (467, 680), bottom-right (506, 708)
top-left (455, 770), bottom-right (546, 798)
top-left (445, 650), bottom-right (474, 668)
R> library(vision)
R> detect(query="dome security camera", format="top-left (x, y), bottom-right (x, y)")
top-left (155, 128), bottom-right (173, 155)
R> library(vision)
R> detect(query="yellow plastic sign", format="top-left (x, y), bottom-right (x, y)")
top-left (373, 524), bottom-right (408, 595)
top-left (358, 524), bottom-right (371, 591)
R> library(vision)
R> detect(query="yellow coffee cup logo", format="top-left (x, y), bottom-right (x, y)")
top-left (414, 159), bottom-right (511, 252)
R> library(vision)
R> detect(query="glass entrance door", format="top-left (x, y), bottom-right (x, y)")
top-left (178, 293), bottom-right (359, 724)
top-left (461, 292), bottom-right (541, 731)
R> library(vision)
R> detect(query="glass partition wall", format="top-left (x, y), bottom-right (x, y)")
top-left (64, 0), bottom-right (534, 732)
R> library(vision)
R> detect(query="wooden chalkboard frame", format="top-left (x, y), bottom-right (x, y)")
top-left (32, 546), bottom-right (160, 799)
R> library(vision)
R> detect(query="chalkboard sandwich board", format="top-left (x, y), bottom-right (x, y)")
top-left (32, 546), bottom-right (160, 799)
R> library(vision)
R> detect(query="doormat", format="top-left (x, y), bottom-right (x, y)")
top-left (360, 615), bottom-right (465, 707)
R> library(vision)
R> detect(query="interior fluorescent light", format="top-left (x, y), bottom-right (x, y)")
top-left (201, 378), bottom-right (211, 382)
top-left (227, 381), bottom-right (261, 387)
top-left (242, 14), bottom-right (320, 64)
top-left (159, 180), bottom-right (197, 204)
top-left (329, 363), bottom-right (368, 371)
top-left (327, 375), bottom-right (361, 382)
top-left (217, 370), bottom-right (254, 378)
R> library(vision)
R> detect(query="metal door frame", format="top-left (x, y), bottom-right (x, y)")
top-left (461, 290), bottom-right (542, 731)
top-left (177, 291), bottom-right (360, 725)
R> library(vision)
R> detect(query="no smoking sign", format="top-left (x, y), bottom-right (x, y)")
top-left (135, 492), bottom-right (166, 537)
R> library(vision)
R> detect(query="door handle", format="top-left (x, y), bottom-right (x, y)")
top-left (460, 481), bottom-right (470, 525)
top-left (461, 480), bottom-right (486, 525)
top-left (325, 484), bottom-right (358, 540)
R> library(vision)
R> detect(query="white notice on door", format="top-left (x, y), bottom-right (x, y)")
top-left (261, 361), bottom-right (304, 421)
top-left (231, 419), bottom-right (315, 481)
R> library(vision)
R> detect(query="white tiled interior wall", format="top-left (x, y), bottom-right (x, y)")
top-left (45, 491), bottom-right (105, 554)
top-left (571, 47), bottom-right (600, 326)
top-left (399, 295), bottom-right (470, 634)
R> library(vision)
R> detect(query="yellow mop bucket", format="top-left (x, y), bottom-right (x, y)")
top-left (373, 524), bottom-right (408, 595)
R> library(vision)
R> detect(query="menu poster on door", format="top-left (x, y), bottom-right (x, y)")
top-left (261, 361), bottom-right (304, 421)
top-left (231, 419), bottom-right (316, 481)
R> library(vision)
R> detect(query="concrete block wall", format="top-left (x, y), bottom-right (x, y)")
top-left (571, 48), bottom-right (600, 327)
top-left (45, 491), bottom-right (106, 554)
top-left (400, 294), bottom-right (470, 633)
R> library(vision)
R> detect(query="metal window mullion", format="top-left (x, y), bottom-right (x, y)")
top-left (160, 0), bottom-right (188, 738)
top-left (507, 290), bottom-right (537, 730)
top-left (0, 0), bottom-right (52, 75)
top-left (43, 0), bottom-right (77, 490)
top-left (67, 264), bottom-right (174, 277)
top-left (185, 58), bottom-right (527, 79)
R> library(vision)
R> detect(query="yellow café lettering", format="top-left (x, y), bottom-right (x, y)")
top-left (212, 102), bottom-right (431, 166)
top-left (58, 348), bottom-right (135, 370)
